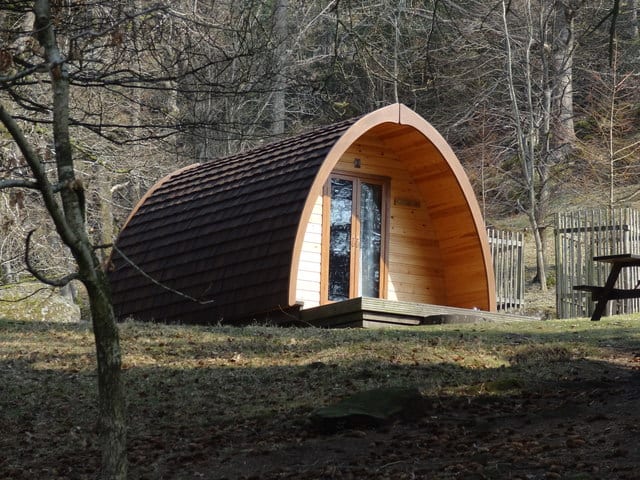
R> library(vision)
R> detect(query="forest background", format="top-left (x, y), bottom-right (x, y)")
top-left (1, 0), bottom-right (639, 294)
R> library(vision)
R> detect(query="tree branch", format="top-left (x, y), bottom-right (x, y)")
top-left (25, 229), bottom-right (79, 287)
top-left (0, 103), bottom-right (69, 232)
top-left (0, 179), bottom-right (40, 190)
top-left (111, 243), bottom-right (215, 305)
top-left (0, 286), bottom-right (55, 304)
top-left (0, 63), bottom-right (44, 84)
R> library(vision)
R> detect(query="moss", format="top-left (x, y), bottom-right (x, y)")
top-left (0, 282), bottom-right (81, 322)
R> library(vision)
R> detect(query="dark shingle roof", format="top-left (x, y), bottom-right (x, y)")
top-left (108, 118), bottom-right (356, 324)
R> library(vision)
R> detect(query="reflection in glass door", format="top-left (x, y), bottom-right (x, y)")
top-left (326, 174), bottom-right (386, 302)
top-left (359, 181), bottom-right (382, 297)
top-left (328, 178), bottom-right (353, 301)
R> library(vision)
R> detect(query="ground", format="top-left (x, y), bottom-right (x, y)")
top-left (1, 318), bottom-right (639, 479)
top-left (204, 373), bottom-right (640, 480)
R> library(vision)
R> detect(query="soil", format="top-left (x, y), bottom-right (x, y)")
top-left (2, 324), bottom-right (639, 479)
top-left (145, 354), bottom-right (640, 480)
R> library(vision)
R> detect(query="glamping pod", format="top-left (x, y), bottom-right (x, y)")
top-left (108, 104), bottom-right (496, 324)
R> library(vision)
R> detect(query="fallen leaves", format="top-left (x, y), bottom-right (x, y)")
top-left (2, 318), bottom-right (640, 479)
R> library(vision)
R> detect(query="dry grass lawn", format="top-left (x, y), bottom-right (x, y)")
top-left (1, 316), bottom-right (639, 479)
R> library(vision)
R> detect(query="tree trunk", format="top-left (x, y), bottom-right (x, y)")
top-left (99, 174), bottom-right (115, 263)
top-left (631, 0), bottom-right (639, 39)
top-left (31, 2), bottom-right (128, 477)
top-left (553, 2), bottom-right (577, 152)
top-left (501, 0), bottom-right (548, 290)
top-left (271, 0), bottom-right (288, 136)
top-left (85, 271), bottom-right (127, 480)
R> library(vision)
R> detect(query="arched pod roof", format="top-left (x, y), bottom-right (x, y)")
top-left (108, 104), bottom-right (495, 324)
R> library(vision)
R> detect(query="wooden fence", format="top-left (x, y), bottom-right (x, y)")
top-left (555, 208), bottom-right (640, 318)
top-left (487, 228), bottom-right (525, 311)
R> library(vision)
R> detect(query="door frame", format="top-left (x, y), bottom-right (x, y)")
top-left (320, 171), bottom-right (390, 304)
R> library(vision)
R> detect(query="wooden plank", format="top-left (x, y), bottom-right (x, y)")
top-left (298, 254), bottom-right (321, 269)
top-left (387, 273), bottom-right (443, 290)
top-left (339, 149), bottom-right (403, 165)
top-left (362, 297), bottom-right (533, 323)
top-left (386, 262), bottom-right (444, 277)
top-left (302, 222), bottom-right (322, 235)
top-left (389, 207), bottom-right (431, 220)
top-left (387, 240), bottom-right (440, 258)
top-left (594, 253), bottom-right (640, 264)
top-left (361, 312), bottom-right (422, 325)
top-left (300, 298), bottom-right (538, 328)
top-left (335, 163), bottom-right (406, 179)
top-left (576, 287), bottom-right (640, 301)
top-left (299, 297), bottom-right (363, 321)
top-left (336, 155), bottom-right (405, 174)
top-left (384, 131), bottom-right (437, 155)
top-left (386, 284), bottom-right (442, 302)
top-left (389, 222), bottom-right (434, 237)
top-left (296, 278), bottom-right (321, 292)
top-left (309, 313), bottom-right (364, 328)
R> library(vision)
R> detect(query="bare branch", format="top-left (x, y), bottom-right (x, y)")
top-left (110, 182), bottom-right (129, 194)
top-left (0, 103), bottom-right (69, 232)
top-left (0, 285), bottom-right (55, 303)
top-left (0, 63), bottom-right (45, 84)
top-left (111, 243), bottom-right (215, 305)
top-left (617, 188), bottom-right (640, 203)
top-left (0, 179), bottom-right (40, 190)
top-left (25, 230), bottom-right (79, 287)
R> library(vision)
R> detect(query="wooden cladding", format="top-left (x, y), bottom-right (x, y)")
top-left (295, 114), bottom-right (494, 312)
top-left (394, 197), bottom-right (421, 208)
top-left (295, 129), bottom-right (449, 308)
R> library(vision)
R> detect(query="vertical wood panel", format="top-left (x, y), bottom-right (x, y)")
top-left (295, 195), bottom-right (323, 308)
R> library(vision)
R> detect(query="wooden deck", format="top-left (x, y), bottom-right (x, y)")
top-left (298, 297), bottom-right (537, 328)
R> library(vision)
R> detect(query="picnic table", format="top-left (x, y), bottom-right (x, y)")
top-left (573, 254), bottom-right (640, 321)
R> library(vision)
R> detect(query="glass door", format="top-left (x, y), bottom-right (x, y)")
top-left (324, 174), bottom-right (387, 302)
top-left (358, 181), bottom-right (383, 298)
top-left (327, 177), bottom-right (354, 301)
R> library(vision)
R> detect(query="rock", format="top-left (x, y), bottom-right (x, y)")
top-left (309, 386), bottom-right (429, 432)
top-left (0, 282), bottom-right (81, 322)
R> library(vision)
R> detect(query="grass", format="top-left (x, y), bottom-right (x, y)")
top-left (1, 315), bottom-right (639, 478)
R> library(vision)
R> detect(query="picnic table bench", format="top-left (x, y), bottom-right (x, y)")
top-left (573, 253), bottom-right (640, 321)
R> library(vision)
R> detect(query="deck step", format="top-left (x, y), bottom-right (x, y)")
top-left (299, 297), bottom-right (538, 328)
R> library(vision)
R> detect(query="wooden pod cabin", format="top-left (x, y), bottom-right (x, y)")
top-left (108, 104), bottom-right (496, 325)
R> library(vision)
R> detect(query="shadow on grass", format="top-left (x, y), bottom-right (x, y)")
top-left (1, 318), bottom-right (639, 479)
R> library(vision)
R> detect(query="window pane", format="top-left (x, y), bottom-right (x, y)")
top-left (359, 182), bottom-right (382, 297)
top-left (328, 178), bottom-right (353, 301)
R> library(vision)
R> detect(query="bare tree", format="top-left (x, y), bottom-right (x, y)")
top-left (577, 44), bottom-right (640, 208)
top-left (0, 0), bottom-right (290, 477)
top-left (498, 0), bottom-right (582, 289)
top-left (0, 2), bottom-right (127, 477)
top-left (271, 0), bottom-right (289, 135)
